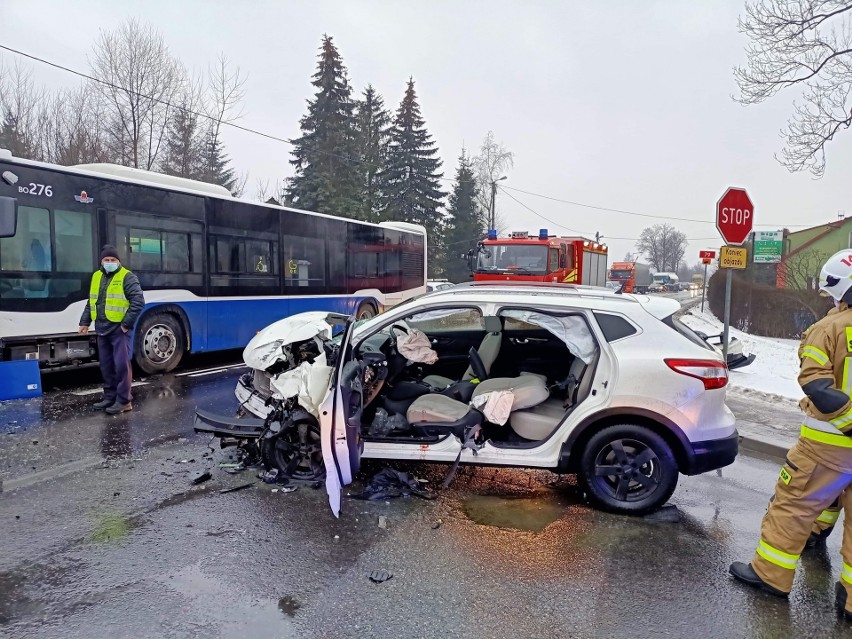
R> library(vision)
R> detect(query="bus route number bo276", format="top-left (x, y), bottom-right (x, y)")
top-left (19, 183), bottom-right (53, 197)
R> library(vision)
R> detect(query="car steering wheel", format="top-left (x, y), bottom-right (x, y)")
top-left (468, 346), bottom-right (488, 381)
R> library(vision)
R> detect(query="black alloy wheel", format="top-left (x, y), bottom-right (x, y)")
top-left (578, 424), bottom-right (678, 515)
top-left (261, 420), bottom-right (325, 481)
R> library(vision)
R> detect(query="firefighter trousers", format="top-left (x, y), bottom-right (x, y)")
top-left (752, 442), bottom-right (852, 608)
top-left (812, 493), bottom-right (842, 536)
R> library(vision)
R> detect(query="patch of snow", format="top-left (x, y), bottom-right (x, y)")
top-left (680, 307), bottom-right (802, 401)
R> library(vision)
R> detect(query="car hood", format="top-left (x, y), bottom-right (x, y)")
top-left (243, 311), bottom-right (336, 370)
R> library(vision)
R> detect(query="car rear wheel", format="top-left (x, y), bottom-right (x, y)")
top-left (578, 424), bottom-right (678, 515)
top-left (261, 420), bottom-right (325, 481)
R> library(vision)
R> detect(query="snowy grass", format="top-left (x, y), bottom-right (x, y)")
top-left (680, 306), bottom-right (802, 402)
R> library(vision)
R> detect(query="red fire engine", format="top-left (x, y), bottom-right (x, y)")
top-left (472, 229), bottom-right (609, 286)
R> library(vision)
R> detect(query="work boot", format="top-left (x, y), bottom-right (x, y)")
top-left (729, 562), bottom-right (789, 598)
top-left (805, 527), bottom-right (833, 549)
top-left (836, 582), bottom-right (852, 620)
top-left (93, 398), bottom-right (113, 410)
top-left (105, 402), bottom-right (132, 415)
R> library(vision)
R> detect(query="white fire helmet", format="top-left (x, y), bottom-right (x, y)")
top-left (818, 250), bottom-right (852, 303)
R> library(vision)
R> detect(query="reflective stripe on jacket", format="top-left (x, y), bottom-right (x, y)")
top-left (90, 268), bottom-right (130, 322)
top-left (796, 305), bottom-right (852, 469)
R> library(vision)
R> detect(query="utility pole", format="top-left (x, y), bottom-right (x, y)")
top-left (489, 176), bottom-right (507, 230)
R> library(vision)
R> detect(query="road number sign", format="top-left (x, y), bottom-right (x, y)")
top-left (699, 250), bottom-right (716, 259)
top-left (720, 246), bottom-right (747, 269)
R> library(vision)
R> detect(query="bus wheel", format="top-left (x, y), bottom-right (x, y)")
top-left (355, 301), bottom-right (377, 320)
top-left (134, 312), bottom-right (185, 374)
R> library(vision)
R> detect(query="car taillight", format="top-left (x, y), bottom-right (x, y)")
top-left (664, 359), bottom-right (728, 390)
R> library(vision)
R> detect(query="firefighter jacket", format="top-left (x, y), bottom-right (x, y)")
top-left (797, 303), bottom-right (852, 472)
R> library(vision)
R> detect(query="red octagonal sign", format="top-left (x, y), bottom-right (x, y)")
top-left (716, 187), bottom-right (753, 246)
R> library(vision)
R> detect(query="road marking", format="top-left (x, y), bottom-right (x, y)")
top-left (175, 363), bottom-right (244, 377)
top-left (71, 381), bottom-right (148, 396)
top-left (187, 366), bottom-right (246, 378)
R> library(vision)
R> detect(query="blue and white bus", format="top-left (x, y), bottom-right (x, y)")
top-left (0, 150), bottom-right (427, 373)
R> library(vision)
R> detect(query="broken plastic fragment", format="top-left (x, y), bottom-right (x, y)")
top-left (368, 570), bottom-right (393, 583)
top-left (191, 471), bottom-right (212, 485)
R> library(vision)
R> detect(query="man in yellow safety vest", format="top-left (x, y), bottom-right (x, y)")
top-left (729, 249), bottom-right (852, 620)
top-left (78, 245), bottom-right (145, 414)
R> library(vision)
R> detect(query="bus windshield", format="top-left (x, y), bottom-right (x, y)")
top-left (477, 244), bottom-right (548, 274)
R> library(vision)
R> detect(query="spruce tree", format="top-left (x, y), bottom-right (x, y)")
top-left (353, 85), bottom-right (391, 222)
top-left (160, 103), bottom-right (205, 180)
top-left (199, 128), bottom-right (237, 193)
top-left (0, 109), bottom-right (31, 158)
top-left (285, 35), bottom-right (360, 217)
top-left (384, 78), bottom-right (445, 247)
top-left (443, 150), bottom-right (484, 282)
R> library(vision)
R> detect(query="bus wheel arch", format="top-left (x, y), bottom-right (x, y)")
top-left (355, 300), bottom-right (378, 319)
top-left (133, 307), bottom-right (189, 374)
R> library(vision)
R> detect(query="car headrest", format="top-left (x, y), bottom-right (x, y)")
top-left (482, 316), bottom-right (502, 334)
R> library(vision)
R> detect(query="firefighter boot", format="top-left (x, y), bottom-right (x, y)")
top-left (836, 582), bottom-right (852, 620)
top-left (729, 562), bottom-right (789, 598)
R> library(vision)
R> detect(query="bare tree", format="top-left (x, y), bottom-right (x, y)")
top-left (781, 247), bottom-right (829, 289)
top-left (734, 1), bottom-right (852, 176)
top-left (472, 131), bottom-right (514, 230)
top-left (0, 58), bottom-right (44, 158)
top-left (636, 223), bottom-right (688, 272)
top-left (200, 53), bottom-right (246, 188)
top-left (89, 18), bottom-right (185, 170)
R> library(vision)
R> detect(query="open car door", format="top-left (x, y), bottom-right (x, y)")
top-left (319, 317), bottom-right (363, 517)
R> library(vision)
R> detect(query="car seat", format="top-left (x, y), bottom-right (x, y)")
top-left (422, 316), bottom-right (502, 389)
top-left (406, 374), bottom-right (549, 438)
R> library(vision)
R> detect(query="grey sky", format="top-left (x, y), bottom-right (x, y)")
top-left (2, 0), bottom-right (851, 263)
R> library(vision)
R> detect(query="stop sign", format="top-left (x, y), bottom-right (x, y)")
top-left (716, 187), bottom-right (754, 245)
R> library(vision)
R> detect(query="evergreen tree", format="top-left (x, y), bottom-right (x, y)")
top-left (0, 109), bottom-right (31, 158)
top-left (353, 85), bottom-right (391, 222)
top-left (285, 35), bottom-right (360, 217)
top-left (384, 78), bottom-right (446, 258)
top-left (199, 127), bottom-right (237, 193)
top-left (443, 150), bottom-right (484, 282)
top-left (160, 103), bottom-right (205, 180)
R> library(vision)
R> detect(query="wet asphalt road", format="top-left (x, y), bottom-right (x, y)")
top-left (1, 359), bottom-right (851, 639)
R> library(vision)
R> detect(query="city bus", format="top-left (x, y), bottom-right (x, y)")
top-left (0, 150), bottom-right (427, 373)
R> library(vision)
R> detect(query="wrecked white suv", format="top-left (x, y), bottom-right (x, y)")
top-left (195, 282), bottom-right (738, 516)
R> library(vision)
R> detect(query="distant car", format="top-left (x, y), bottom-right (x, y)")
top-left (426, 279), bottom-right (455, 292)
top-left (195, 282), bottom-right (738, 517)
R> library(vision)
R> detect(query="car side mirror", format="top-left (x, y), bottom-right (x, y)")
top-left (0, 197), bottom-right (17, 238)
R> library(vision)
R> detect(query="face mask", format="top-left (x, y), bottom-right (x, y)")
top-left (102, 262), bottom-right (119, 273)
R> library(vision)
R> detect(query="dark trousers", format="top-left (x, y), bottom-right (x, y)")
top-left (97, 329), bottom-right (133, 405)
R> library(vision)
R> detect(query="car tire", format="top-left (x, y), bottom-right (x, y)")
top-left (134, 312), bottom-right (186, 374)
top-left (356, 301), bottom-right (377, 320)
top-left (261, 419), bottom-right (325, 481)
top-left (578, 423), bottom-right (678, 515)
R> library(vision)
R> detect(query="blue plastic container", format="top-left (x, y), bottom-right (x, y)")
top-left (0, 360), bottom-right (43, 400)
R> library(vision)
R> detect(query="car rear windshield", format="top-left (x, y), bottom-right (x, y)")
top-left (663, 314), bottom-right (714, 352)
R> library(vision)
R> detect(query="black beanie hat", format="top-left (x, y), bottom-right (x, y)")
top-left (100, 245), bottom-right (120, 261)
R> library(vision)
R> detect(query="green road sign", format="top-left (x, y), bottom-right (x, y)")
top-left (753, 230), bottom-right (783, 264)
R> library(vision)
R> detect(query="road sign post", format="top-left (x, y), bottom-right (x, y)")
top-left (716, 188), bottom-right (753, 362)
top-left (698, 251), bottom-right (716, 313)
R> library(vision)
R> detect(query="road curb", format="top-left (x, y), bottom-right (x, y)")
top-left (738, 434), bottom-right (791, 461)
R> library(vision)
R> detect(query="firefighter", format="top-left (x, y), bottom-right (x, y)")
top-left (729, 249), bottom-right (852, 619)
top-left (807, 498), bottom-right (841, 548)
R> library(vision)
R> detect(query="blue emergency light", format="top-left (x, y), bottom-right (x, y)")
top-left (488, 229), bottom-right (498, 240)
top-left (539, 228), bottom-right (548, 239)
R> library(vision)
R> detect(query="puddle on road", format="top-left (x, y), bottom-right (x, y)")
top-left (461, 494), bottom-right (567, 532)
top-left (278, 595), bottom-right (301, 617)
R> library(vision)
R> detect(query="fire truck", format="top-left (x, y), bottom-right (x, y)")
top-left (472, 229), bottom-right (609, 286)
